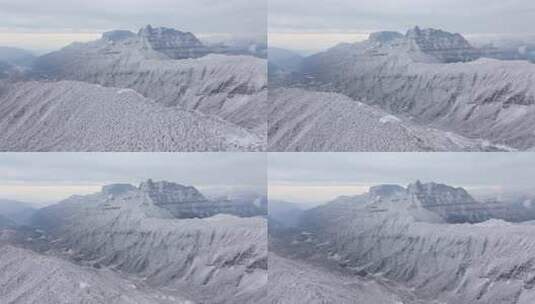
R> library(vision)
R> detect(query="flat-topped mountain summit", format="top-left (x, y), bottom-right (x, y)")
top-left (138, 25), bottom-right (209, 59)
top-left (316, 181), bottom-right (535, 224)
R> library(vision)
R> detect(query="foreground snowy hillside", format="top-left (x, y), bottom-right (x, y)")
top-left (0, 245), bottom-right (193, 304)
top-left (0, 81), bottom-right (262, 151)
top-left (272, 26), bottom-right (535, 151)
top-left (0, 180), bottom-right (267, 303)
top-left (270, 182), bottom-right (535, 304)
top-left (266, 253), bottom-right (416, 304)
top-left (269, 88), bottom-right (510, 151)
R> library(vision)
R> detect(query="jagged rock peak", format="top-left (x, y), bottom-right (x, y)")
top-left (368, 31), bottom-right (404, 43)
top-left (102, 183), bottom-right (137, 195)
top-left (102, 30), bottom-right (136, 42)
top-left (139, 179), bottom-right (207, 203)
top-left (137, 24), bottom-right (208, 59)
top-left (138, 25), bottom-right (201, 44)
top-left (405, 26), bottom-right (480, 62)
top-left (368, 184), bottom-right (406, 198)
top-left (406, 26), bottom-right (469, 45)
top-left (407, 181), bottom-right (477, 207)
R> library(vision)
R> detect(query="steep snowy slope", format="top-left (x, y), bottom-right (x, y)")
top-left (297, 27), bottom-right (535, 150)
top-left (266, 253), bottom-right (414, 304)
top-left (0, 245), bottom-right (192, 304)
top-left (32, 26), bottom-right (267, 137)
top-left (0, 81), bottom-right (262, 151)
top-left (31, 181), bottom-right (267, 304)
top-left (287, 183), bottom-right (535, 304)
top-left (269, 88), bottom-right (510, 151)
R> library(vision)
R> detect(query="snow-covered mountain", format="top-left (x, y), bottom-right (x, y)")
top-left (274, 27), bottom-right (535, 150)
top-left (138, 25), bottom-right (209, 59)
top-left (27, 180), bottom-right (266, 303)
top-left (268, 88), bottom-right (510, 151)
top-left (405, 26), bottom-right (481, 63)
top-left (271, 182), bottom-right (535, 303)
top-left (0, 81), bottom-right (262, 151)
top-left (31, 25), bottom-right (267, 139)
top-left (0, 25), bottom-right (266, 151)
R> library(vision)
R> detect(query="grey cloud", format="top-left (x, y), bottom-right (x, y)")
top-left (269, 0), bottom-right (535, 35)
top-left (0, 0), bottom-right (266, 35)
top-left (0, 152), bottom-right (266, 190)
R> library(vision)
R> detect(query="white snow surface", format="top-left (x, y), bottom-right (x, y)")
top-left (0, 81), bottom-right (263, 151)
top-left (268, 88), bottom-right (509, 151)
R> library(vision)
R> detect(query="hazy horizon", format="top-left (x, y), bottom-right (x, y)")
top-left (0, 153), bottom-right (266, 206)
top-left (269, 153), bottom-right (535, 205)
top-left (269, 0), bottom-right (535, 53)
top-left (0, 0), bottom-right (266, 52)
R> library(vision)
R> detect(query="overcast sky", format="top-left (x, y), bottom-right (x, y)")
top-left (269, 153), bottom-right (535, 205)
top-left (269, 0), bottom-right (535, 53)
top-left (0, 0), bottom-right (266, 53)
top-left (0, 153), bottom-right (266, 206)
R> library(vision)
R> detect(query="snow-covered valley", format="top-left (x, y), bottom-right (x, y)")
top-left (269, 27), bottom-right (535, 151)
top-left (269, 182), bottom-right (535, 304)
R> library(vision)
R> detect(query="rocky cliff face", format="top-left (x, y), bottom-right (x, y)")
top-left (407, 181), bottom-right (490, 223)
top-left (138, 25), bottom-right (209, 59)
top-left (406, 26), bottom-right (481, 63)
